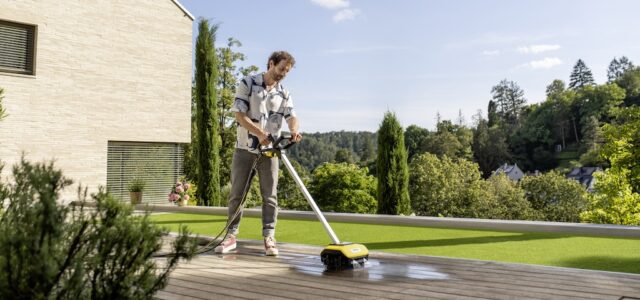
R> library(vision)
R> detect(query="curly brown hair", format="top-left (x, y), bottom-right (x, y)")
top-left (267, 51), bottom-right (296, 70)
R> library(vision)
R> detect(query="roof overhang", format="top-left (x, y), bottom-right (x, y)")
top-left (171, 0), bottom-right (194, 21)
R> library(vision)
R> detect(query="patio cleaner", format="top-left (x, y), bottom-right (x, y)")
top-left (266, 134), bottom-right (369, 270)
top-left (155, 134), bottom-right (369, 271)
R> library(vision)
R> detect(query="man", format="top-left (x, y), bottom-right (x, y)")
top-left (215, 51), bottom-right (302, 256)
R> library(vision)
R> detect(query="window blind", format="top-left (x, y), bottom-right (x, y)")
top-left (106, 141), bottom-right (184, 204)
top-left (0, 20), bottom-right (35, 74)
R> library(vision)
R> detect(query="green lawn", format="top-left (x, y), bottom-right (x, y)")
top-left (149, 213), bottom-right (640, 274)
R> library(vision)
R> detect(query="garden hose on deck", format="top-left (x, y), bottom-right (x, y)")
top-left (153, 152), bottom-right (261, 258)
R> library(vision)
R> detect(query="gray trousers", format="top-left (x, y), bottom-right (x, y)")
top-left (227, 148), bottom-right (279, 237)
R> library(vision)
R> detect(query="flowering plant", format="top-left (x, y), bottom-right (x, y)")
top-left (168, 180), bottom-right (191, 205)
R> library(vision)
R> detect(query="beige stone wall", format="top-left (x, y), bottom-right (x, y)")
top-left (0, 0), bottom-right (193, 201)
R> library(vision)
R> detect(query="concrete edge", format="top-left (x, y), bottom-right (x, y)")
top-left (74, 202), bottom-right (640, 238)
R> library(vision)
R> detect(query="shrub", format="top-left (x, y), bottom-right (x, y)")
top-left (519, 171), bottom-right (588, 222)
top-left (219, 179), bottom-right (261, 208)
top-left (278, 158), bottom-right (310, 211)
top-left (0, 158), bottom-right (197, 299)
top-left (580, 106), bottom-right (640, 225)
top-left (581, 169), bottom-right (640, 225)
top-left (478, 174), bottom-right (542, 220)
top-left (409, 153), bottom-right (483, 217)
top-left (309, 162), bottom-right (377, 214)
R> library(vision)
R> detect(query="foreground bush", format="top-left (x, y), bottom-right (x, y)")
top-left (0, 158), bottom-right (197, 299)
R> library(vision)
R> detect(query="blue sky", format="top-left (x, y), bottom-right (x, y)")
top-left (179, 0), bottom-right (640, 133)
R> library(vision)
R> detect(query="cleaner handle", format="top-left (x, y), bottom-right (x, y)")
top-left (272, 133), bottom-right (296, 150)
top-left (280, 153), bottom-right (341, 244)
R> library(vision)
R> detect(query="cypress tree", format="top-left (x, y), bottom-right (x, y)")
top-left (376, 112), bottom-right (411, 215)
top-left (195, 19), bottom-right (221, 206)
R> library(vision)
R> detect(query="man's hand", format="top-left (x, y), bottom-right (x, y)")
top-left (286, 117), bottom-right (301, 142)
top-left (258, 132), bottom-right (272, 146)
top-left (290, 131), bottom-right (302, 143)
top-left (236, 112), bottom-right (273, 147)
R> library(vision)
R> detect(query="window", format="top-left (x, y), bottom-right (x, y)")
top-left (0, 20), bottom-right (36, 75)
top-left (107, 141), bottom-right (184, 204)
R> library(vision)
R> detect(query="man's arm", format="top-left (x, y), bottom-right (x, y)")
top-left (287, 116), bottom-right (302, 142)
top-left (235, 112), bottom-right (271, 146)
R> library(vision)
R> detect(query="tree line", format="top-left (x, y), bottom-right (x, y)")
top-left (284, 58), bottom-right (639, 225)
top-left (185, 19), bottom-right (638, 225)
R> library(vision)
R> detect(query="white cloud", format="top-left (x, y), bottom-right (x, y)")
top-left (310, 0), bottom-right (350, 10)
top-left (310, 0), bottom-right (361, 22)
top-left (522, 57), bottom-right (563, 69)
top-left (517, 44), bottom-right (561, 54)
top-left (482, 50), bottom-right (500, 56)
top-left (333, 8), bottom-right (361, 22)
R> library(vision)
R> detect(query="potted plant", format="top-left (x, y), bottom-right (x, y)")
top-left (168, 179), bottom-right (191, 206)
top-left (128, 177), bottom-right (146, 204)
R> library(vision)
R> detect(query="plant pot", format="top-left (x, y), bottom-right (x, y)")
top-left (178, 199), bottom-right (188, 207)
top-left (130, 192), bottom-right (142, 205)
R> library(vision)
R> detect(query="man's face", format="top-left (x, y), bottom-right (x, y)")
top-left (270, 60), bottom-right (292, 82)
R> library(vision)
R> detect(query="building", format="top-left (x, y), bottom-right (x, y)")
top-left (493, 163), bottom-right (525, 181)
top-left (566, 167), bottom-right (603, 192)
top-left (0, 0), bottom-right (194, 203)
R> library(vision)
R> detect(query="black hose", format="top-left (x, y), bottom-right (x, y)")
top-left (153, 154), bottom-right (261, 258)
top-left (154, 135), bottom-right (294, 258)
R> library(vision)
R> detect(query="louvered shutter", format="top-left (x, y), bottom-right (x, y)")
top-left (107, 141), bottom-right (184, 204)
top-left (0, 20), bottom-right (36, 75)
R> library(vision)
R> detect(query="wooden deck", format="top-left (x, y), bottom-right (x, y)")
top-left (155, 239), bottom-right (640, 300)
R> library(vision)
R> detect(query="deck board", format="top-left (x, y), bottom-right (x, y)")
top-left (157, 239), bottom-right (640, 300)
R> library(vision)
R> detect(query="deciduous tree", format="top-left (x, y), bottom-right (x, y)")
top-left (615, 67), bottom-right (640, 107)
top-left (404, 125), bottom-right (430, 162)
top-left (490, 79), bottom-right (527, 130)
top-left (472, 118), bottom-right (511, 177)
top-left (278, 158), bottom-right (310, 211)
top-left (607, 56), bottom-right (634, 82)
top-left (409, 153), bottom-right (483, 217)
top-left (581, 108), bottom-right (640, 225)
top-left (519, 171), bottom-right (588, 222)
top-left (310, 163), bottom-right (377, 214)
top-left (217, 37), bottom-right (258, 186)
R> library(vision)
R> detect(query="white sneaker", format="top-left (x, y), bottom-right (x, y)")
top-left (214, 234), bottom-right (237, 254)
top-left (264, 236), bottom-right (278, 256)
